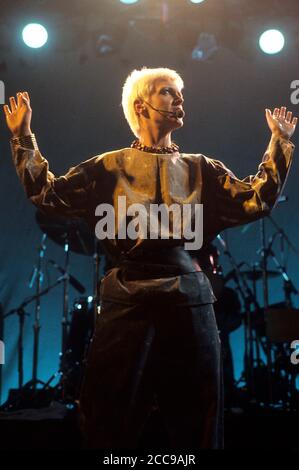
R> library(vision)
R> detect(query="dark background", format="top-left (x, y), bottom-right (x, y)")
top-left (0, 0), bottom-right (299, 403)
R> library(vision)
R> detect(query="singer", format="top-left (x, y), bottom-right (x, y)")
top-left (4, 67), bottom-right (297, 449)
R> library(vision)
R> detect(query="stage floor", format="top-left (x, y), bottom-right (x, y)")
top-left (0, 403), bottom-right (298, 450)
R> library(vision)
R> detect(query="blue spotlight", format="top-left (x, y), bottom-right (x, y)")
top-left (22, 23), bottom-right (48, 49)
top-left (120, 0), bottom-right (139, 4)
top-left (259, 29), bottom-right (285, 55)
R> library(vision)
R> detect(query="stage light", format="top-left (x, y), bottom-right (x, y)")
top-left (93, 23), bottom-right (127, 58)
top-left (95, 33), bottom-right (114, 56)
top-left (22, 23), bottom-right (48, 49)
top-left (192, 32), bottom-right (218, 61)
top-left (259, 29), bottom-right (285, 55)
top-left (189, 0), bottom-right (206, 4)
top-left (119, 0), bottom-right (139, 4)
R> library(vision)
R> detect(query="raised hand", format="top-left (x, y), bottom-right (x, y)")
top-left (3, 91), bottom-right (32, 137)
top-left (266, 106), bottom-right (297, 140)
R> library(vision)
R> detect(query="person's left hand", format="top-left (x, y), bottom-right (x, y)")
top-left (265, 106), bottom-right (297, 140)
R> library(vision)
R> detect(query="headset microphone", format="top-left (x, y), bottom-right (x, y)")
top-left (143, 101), bottom-right (184, 119)
top-left (173, 109), bottom-right (184, 118)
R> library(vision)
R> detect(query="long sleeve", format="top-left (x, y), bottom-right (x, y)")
top-left (203, 135), bottom-right (295, 235)
top-left (11, 135), bottom-right (100, 220)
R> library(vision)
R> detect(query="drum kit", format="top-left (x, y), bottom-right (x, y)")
top-left (214, 218), bottom-right (299, 410)
top-left (1, 210), bottom-right (103, 408)
top-left (193, 210), bottom-right (299, 410)
top-left (1, 210), bottom-right (299, 411)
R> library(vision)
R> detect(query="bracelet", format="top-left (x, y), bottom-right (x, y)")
top-left (10, 133), bottom-right (38, 151)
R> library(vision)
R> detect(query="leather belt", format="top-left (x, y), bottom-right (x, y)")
top-left (118, 246), bottom-right (201, 278)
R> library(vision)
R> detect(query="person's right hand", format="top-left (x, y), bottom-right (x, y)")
top-left (3, 91), bottom-right (32, 137)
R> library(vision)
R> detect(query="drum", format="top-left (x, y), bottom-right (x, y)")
top-left (61, 297), bottom-right (95, 400)
top-left (266, 307), bottom-right (299, 343)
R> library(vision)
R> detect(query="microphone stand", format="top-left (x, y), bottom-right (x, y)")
top-left (61, 236), bottom-right (70, 358)
top-left (45, 235), bottom-right (84, 397)
top-left (44, 255), bottom-right (86, 395)
top-left (259, 218), bottom-right (273, 407)
top-left (250, 263), bottom-right (262, 369)
top-left (217, 235), bottom-right (261, 398)
top-left (2, 275), bottom-right (67, 408)
top-left (30, 233), bottom-right (47, 389)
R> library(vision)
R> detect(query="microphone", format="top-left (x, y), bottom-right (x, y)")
top-left (143, 100), bottom-right (184, 119)
top-left (48, 260), bottom-right (86, 294)
top-left (172, 109), bottom-right (184, 118)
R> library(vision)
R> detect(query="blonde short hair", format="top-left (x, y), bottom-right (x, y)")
top-left (122, 66), bottom-right (184, 138)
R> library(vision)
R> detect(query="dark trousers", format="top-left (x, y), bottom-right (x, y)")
top-left (79, 300), bottom-right (223, 449)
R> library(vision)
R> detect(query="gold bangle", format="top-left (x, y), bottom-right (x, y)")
top-left (11, 133), bottom-right (38, 151)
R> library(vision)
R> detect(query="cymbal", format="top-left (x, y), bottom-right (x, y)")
top-left (35, 210), bottom-right (97, 256)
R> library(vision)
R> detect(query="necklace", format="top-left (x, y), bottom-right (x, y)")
top-left (131, 139), bottom-right (179, 154)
